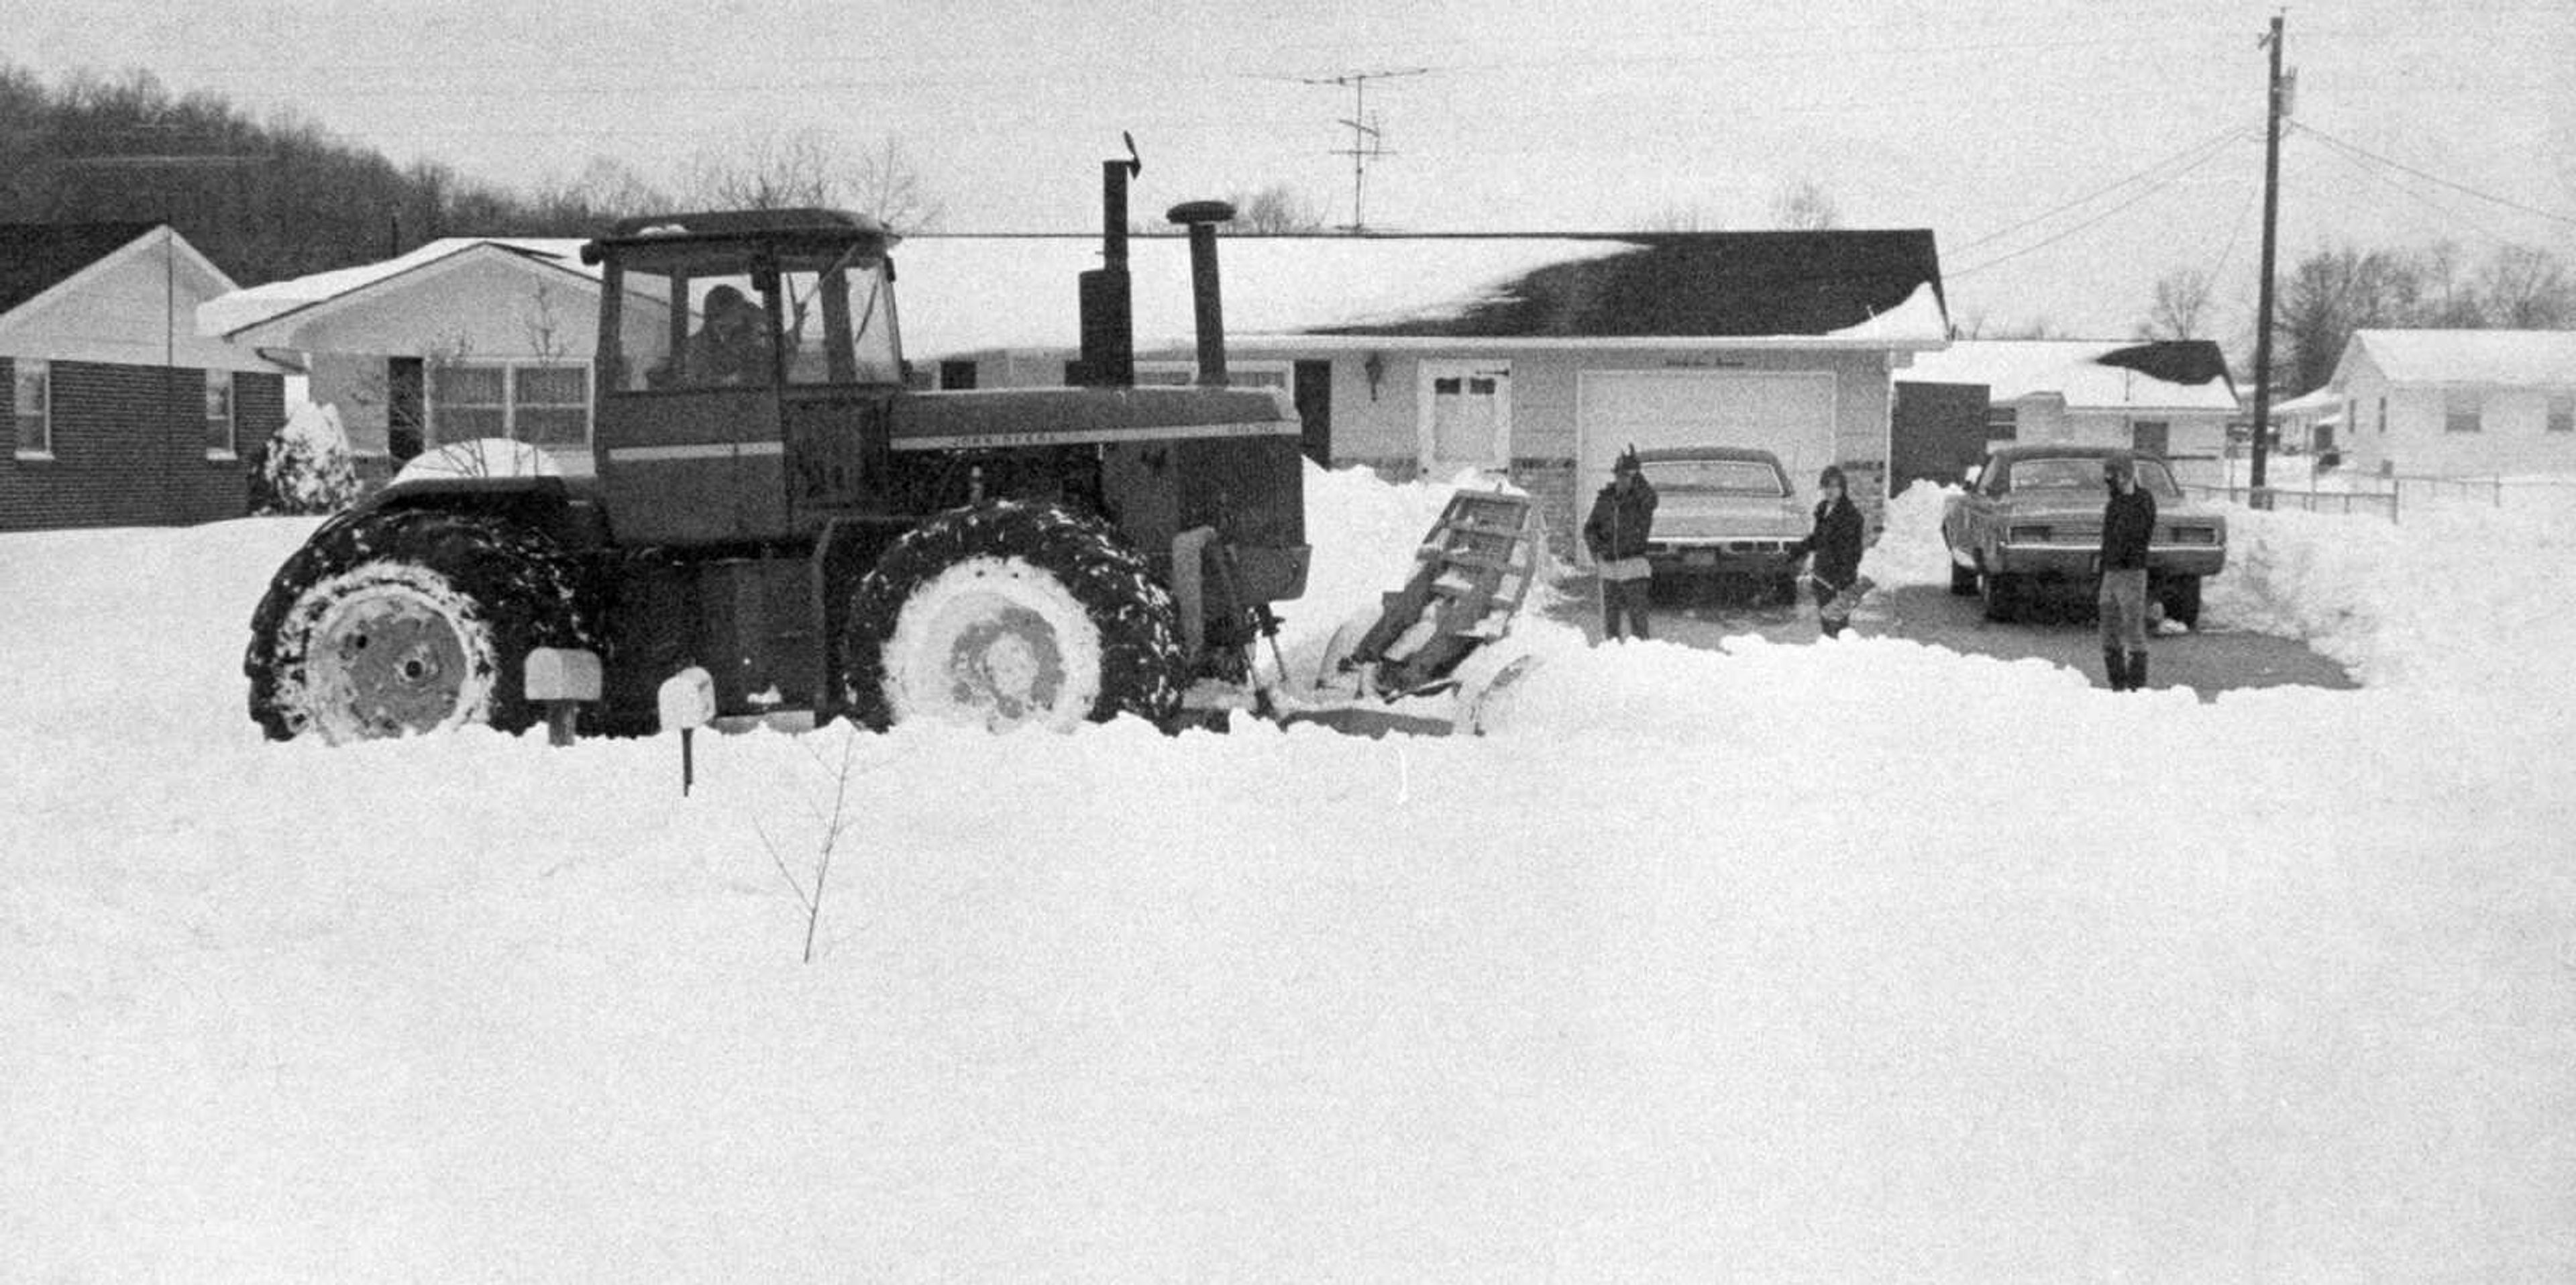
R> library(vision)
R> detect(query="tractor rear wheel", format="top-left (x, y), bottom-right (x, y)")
top-left (838, 501), bottom-right (1185, 731)
top-left (246, 509), bottom-right (594, 743)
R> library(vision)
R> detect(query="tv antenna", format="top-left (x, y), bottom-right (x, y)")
top-left (1297, 67), bottom-right (1430, 232)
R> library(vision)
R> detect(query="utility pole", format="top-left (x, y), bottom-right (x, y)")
top-left (2249, 11), bottom-right (2288, 501)
top-left (1299, 67), bottom-right (1428, 232)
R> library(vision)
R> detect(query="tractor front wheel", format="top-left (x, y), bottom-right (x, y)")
top-left (838, 501), bottom-right (1185, 731)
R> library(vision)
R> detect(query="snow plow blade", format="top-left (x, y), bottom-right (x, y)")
top-left (1274, 487), bottom-right (1546, 735)
top-left (1338, 489), bottom-right (1544, 695)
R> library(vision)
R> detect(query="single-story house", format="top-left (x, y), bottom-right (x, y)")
top-left (1890, 339), bottom-right (2239, 491)
top-left (2267, 385), bottom-right (2343, 460)
top-left (3, 223), bottom-right (288, 531)
top-left (202, 227), bottom-right (1951, 555)
top-left (2326, 329), bottom-right (2576, 479)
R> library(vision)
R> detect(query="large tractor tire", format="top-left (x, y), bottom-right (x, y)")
top-left (838, 501), bottom-right (1185, 732)
top-left (246, 509), bottom-right (596, 743)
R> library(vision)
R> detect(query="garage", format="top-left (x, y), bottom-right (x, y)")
top-left (1574, 370), bottom-right (1839, 524)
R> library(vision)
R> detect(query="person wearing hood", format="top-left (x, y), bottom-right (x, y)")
top-left (1787, 464), bottom-right (1867, 638)
top-left (2097, 450), bottom-right (2157, 690)
top-left (1582, 448), bottom-right (1659, 641)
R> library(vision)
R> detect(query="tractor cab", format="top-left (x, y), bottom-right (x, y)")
top-left (582, 209), bottom-right (904, 544)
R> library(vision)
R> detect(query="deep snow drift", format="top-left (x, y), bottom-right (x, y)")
top-left (3, 465), bottom-right (2571, 1280)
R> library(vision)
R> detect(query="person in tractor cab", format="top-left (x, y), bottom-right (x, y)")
top-left (684, 285), bottom-right (775, 386)
top-left (1583, 447), bottom-right (1659, 641)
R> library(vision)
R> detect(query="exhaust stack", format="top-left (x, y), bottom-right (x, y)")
top-left (1167, 200), bottom-right (1236, 387)
top-left (1076, 136), bottom-right (1144, 388)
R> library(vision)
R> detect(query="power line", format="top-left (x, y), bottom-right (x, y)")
top-left (2288, 121), bottom-right (2576, 229)
top-left (1949, 136), bottom-right (2245, 280)
top-left (1949, 123), bottom-right (2253, 254)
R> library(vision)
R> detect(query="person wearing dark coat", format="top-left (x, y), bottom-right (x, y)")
top-left (1787, 465), bottom-right (1867, 637)
top-left (2097, 450), bottom-right (2158, 690)
top-left (1582, 449), bottom-right (1658, 641)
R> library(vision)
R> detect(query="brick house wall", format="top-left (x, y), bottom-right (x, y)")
top-left (1, 358), bottom-right (279, 531)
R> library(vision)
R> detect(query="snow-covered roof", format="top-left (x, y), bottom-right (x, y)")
top-left (199, 238), bottom-right (592, 339)
top-left (2269, 385), bottom-right (2342, 417)
top-left (1898, 338), bottom-right (2239, 412)
top-left (2340, 329), bottom-right (2576, 387)
top-left (200, 229), bottom-right (1951, 356)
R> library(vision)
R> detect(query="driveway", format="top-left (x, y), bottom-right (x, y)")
top-left (1545, 575), bottom-right (2357, 700)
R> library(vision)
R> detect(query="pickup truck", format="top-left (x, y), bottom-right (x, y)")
top-left (1941, 444), bottom-right (2226, 626)
top-left (1631, 446), bottom-right (1810, 603)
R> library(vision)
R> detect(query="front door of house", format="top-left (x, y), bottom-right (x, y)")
top-left (1417, 359), bottom-right (1511, 480)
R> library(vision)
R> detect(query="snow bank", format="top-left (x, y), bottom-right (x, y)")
top-left (5, 464), bottom-right (2575, 1280)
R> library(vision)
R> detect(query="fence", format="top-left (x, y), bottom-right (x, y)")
top-left (2186, 474), bottom-right (2576, 523)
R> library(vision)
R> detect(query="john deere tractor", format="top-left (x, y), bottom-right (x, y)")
top-left (245, 145), bottom-right (1309, 741)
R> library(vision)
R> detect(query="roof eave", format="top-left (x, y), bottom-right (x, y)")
top-left (1231, 332), bottom-right (1951, 353)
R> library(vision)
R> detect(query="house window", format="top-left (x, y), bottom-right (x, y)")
top-left (431, 361), bottom-right (590, 448)
top-left (2131, 421), bottom-right (2169, 456)
top-left (2377, 397), bottom-right (2387, 435)
top-left (12, 359), bottom-right (48, 457)
top-left (513, 365), bottom-right (590, 448)
top-left (2444, 391), bottom-right (2482, 433)
top-left (2548, 395), bottom-right (2573, 434)
top-left (204, 371), bottom-right (236, 457)
top-left (1985, 405), bottom-right (2018, 441)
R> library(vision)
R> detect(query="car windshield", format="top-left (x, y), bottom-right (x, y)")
top-left (1640, 458), bottom-right (1786, 497)
top-left (2006, 456), bottom-right (2182, 499)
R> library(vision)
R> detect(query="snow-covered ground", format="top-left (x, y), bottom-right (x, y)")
top-left (5, 466), bottom-right (2573, 1280)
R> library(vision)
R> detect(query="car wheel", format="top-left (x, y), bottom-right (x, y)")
top-left (2161, 574), bottom-right (2203, 629)
top-left (1949, 558), bottom-right (1980, 596)
top-left (1978, 567), bottom-right (2019, 622)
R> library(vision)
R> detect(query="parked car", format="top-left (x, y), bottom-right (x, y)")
top-left (1941, 445), bottom-right (2226, 626)
top-left (1631, 446), bottom-right (1809, 601)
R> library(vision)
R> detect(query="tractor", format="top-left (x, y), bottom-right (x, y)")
top-left (244, 143), bottom-right (1313, 741)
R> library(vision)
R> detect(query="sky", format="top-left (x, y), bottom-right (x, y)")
top-left (5, 461), bottom-right (2574, 1276)
top-left (14, 1), bottom-right (2576, 338)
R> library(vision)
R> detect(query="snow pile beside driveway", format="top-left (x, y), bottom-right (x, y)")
top-left (2209, 499), bottom-right (2576, 695)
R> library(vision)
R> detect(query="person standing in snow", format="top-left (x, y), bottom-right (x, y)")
top-left (2097, 450), bottom-right (2157, 690)
top-left (1787, 464), bottom-right (1867, 638)
top-left (1583, 448), bottom-right (1658, 641)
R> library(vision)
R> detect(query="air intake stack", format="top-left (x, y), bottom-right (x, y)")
top-left (1167, 200), bottom-right (1236, 387)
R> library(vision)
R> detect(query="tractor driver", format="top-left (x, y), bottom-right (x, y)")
top-left (684, 284), bottom-right (774, 386)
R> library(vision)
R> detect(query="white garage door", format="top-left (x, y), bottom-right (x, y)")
top-left (1576, 370), bottom-right (1838, 511)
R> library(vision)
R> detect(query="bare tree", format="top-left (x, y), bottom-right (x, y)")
top-left (2476, 244), bottom-right (2576, 327)
top-left (848, 136), bottom-right (944, 232)
top-left (1769, 179), bottom-right (1841, 230)
top-left (682, 127), bottom-right (944, 229)
top-left (531, 156), bottom-right (672, 223)
top-left (1222, 183), bottom-right (1326, 234)
top-left (1951, 310), bottom-right (2064, 341)
top-left (2137, 266), bottom-right (2216, 340)
top-left (1631, 202), bottom-right (1727, 232)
